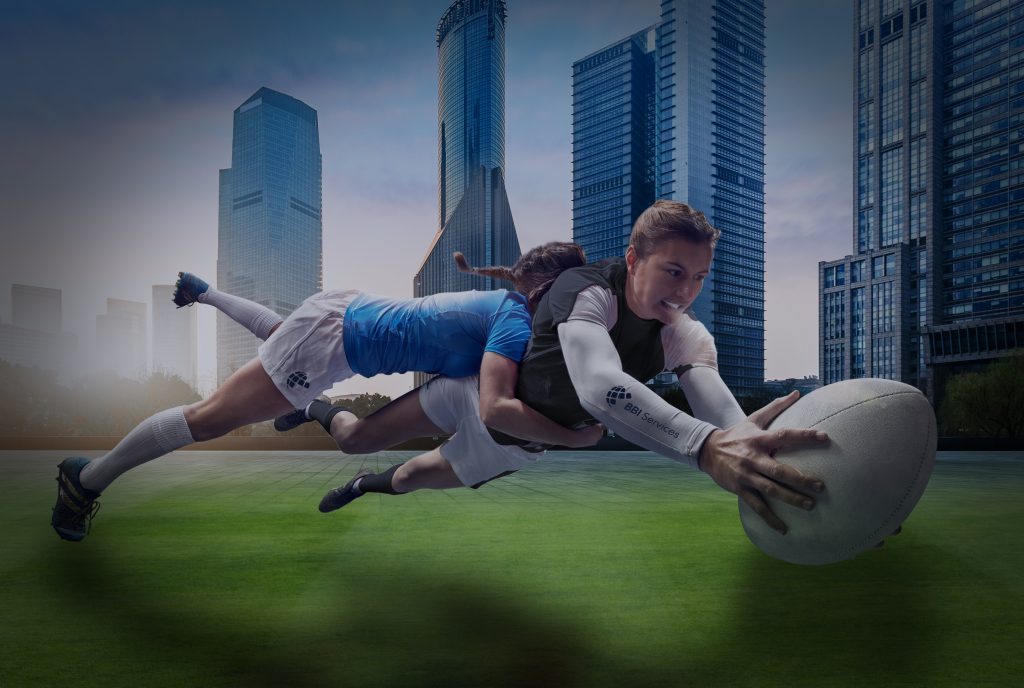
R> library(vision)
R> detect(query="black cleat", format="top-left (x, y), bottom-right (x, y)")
top-left (319, 470), bottom-right (373, 513)
top-left (51, 457), bottom-right (102, 542)
top-left (274, 395), bottom-right (331, 432)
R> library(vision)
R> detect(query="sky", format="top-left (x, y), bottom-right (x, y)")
top-left (0, 0), bottom-right (853, 399)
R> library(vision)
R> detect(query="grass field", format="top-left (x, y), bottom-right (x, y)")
top-left (2, 450), bottom-right (1022, 687)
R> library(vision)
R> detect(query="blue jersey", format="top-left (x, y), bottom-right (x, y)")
top-left (342, 290), bottom-right (531, 378)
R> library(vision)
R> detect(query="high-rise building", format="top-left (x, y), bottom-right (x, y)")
top-left (152, 285), bottom-right (197, 389)
top-left (0, 284), bottom-right (74, 372)
top-left (819, 0), bottom-right (1023, 404)
top-left (571, 0), bottom-right (767, 397)
top-left (217, 87), bottom-right (322, 384)
top-left (12, 284), bottom-right (61, 333)
top-left (414, 0), bottom-right (522, 298)
top-left (96, 298), bottom-right (147, 381)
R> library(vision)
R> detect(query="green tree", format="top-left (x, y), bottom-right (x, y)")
top-left (343, 393), bottom-right (393, 419)
top-left (940, 356), bottom-right (1024, 438)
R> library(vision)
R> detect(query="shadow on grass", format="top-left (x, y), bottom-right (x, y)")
top-left (667, 544), bottom-right (941, 686)
top-left (41, 544), bottom-right (614, 688)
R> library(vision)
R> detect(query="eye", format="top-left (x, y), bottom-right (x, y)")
top-left (696, 274), bottom-right (706, 282)
top-left (667, 269), bottom-right (682, 278)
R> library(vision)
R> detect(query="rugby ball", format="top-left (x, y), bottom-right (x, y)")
top-left (739, 378), bottom-right (936, 565)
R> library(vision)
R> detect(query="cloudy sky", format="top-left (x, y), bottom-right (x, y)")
top-left (0, 0), bottom-right (853, 398)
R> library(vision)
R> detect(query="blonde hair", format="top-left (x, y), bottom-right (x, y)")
top-left (629, 200), bottom-right (720, 258)
top-left (453, 241), bottom-right (586, 312)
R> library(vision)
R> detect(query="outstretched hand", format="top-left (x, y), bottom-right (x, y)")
top-left (699, 391), bottom-right (828, 534)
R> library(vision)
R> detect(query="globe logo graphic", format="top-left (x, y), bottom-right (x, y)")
top-left (606, 386), bottom-right (631, 407)
top-left (287, 372), bottom-right (310, 389)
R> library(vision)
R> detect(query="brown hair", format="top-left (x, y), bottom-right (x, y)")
top-left (629, 200), bottom-right (720, 258)
top-left (453, 241), bottom-right (586, 312)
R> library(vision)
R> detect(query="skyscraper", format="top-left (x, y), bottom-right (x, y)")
top-left (414, 0), bottom-right (522, 298)
top-left (96, 298), bottom-right (147, 381)
top-left (0, 284), bottom-right (74, 372)
top-left (819, 0), bottom-right (1023, 403)
top-left (152, 285), bottom-right (197, 389)
top-left (217, 87), bottom-right (322, 384)
top-left (571, 0), bottom-right (766, 397)
top-left (12, 284), bottom-right (61, 334)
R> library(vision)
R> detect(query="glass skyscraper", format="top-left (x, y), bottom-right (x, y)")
top-left (414, 0), bottom-right (522, 298)
top-left (820, 0), bottom-right (1023, 403)
top-left (217, 87), bottom-right (322, 384)
top-left (572, 0), bottom-right (766, 397)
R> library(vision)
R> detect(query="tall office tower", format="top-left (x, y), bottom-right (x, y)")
top-left (0, 284), bottom-right (73, 372)
top-left (96, 298), bottom-right (147, 381)
top-left (151, 285), bottom-right (197, 389)
top-left (414, 0), bottom-right (522, 298)
top-left (571, 0), bottom-right (766, 397)
top-left (572, 29), bottom-right (657, 260)
top-left (217, 87), bottom-right (322, 384)
top-left (12, 284), bottom-right (61, 333)
top-left (819, 0), bottom-right (1023, 403)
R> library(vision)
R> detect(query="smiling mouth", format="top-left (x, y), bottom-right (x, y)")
top-left (661, 300), bottom-right (684, 310)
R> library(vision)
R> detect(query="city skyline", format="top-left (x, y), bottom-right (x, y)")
top-left (572, 0), bottom-right (768, 397)
top-left (0, 1), bottom-right (853, 399)
top-left (820, 0), bottom-right (1023, 405)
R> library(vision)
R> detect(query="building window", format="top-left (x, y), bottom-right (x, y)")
top-left (881, 147), bottom-right (903, 246)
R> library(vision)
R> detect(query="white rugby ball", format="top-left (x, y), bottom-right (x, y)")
top-left (739, 378), bottom-right (936, 565)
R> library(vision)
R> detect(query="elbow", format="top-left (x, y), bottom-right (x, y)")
top-left (479, 396), bottom-right (503, 428)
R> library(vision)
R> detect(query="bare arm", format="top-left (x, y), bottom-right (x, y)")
top-left (478, 352), bottom-right (603, 448)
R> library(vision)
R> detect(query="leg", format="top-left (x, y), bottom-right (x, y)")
top-left (318, 448), bottom-right (463, 513)
top-left (79, 357), bottom-right (293, 492)
top-left (174, 271), bottom-right (284, 341)
top-left (315, 388), bottom-right (445, 454)
top-left (391, 449), bottom-right (464, 492)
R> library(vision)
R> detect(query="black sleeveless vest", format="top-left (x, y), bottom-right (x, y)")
top-left (489, 259), bottom-right (667, 449)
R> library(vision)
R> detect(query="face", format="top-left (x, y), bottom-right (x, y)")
top-left (624, 237), bottom-right (713, 324)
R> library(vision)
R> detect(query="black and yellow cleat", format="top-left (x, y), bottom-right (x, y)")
top-left (51, 457), bottom-right (101, 542)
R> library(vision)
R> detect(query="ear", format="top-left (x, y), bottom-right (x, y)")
top-left (625, 244), bottom-right (638, 271)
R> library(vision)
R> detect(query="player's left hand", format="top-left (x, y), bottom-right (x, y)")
top-left (699, 391), bottom-right (829, 534)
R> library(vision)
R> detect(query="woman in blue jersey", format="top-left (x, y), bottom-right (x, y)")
top-left (50, 242), bottom-right (599, 541)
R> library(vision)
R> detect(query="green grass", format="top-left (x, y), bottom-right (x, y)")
top-left (2, 450), bottom-right (1022, 687)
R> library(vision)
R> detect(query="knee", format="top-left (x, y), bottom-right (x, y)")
top-left (334, 421), bottom-right (378, 454)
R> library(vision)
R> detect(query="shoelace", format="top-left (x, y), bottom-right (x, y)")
top-left (72, 501), bottom-right (102, 533)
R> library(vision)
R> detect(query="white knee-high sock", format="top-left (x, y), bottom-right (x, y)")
top-left (79, 406), bottom-right (195, 493)
top-left (198, 287), bottom-right (284, 341)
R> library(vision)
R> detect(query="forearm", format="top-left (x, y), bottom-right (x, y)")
top-left (559, 320), bottom-right (715, 469)
top-left (484, 397), bottom-right (584, 447)
top-left (679, 365), bottom-right (746, 429)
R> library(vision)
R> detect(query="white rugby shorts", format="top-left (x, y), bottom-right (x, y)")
top-left (419, 375), bottom-right (543, 488)
top-left (258, 289), bottom-right (360, 407)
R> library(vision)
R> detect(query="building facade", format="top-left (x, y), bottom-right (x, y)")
top-left (96, 298), bottom-right (147, 381)
top-left (0, 284), bottom-right (74, 373)
top-left (151, 284), bottom-right (197, 389)
top-left (571, 0), bottom-right (767, 397)
top-left (820, 0), bottom-right (1024, 404)
top-left (217, 87), bottom-right (322, 384)
top-left (414, 0), bottom-right (522, 298)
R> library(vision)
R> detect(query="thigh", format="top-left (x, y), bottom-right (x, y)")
top-left (342, 387), bottom-right (444, 452)
top-left (185, 357), bottom-right (295, 438)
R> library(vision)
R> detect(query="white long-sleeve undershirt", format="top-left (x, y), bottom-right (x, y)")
top-left (558, 318), bottom-right (717, 469)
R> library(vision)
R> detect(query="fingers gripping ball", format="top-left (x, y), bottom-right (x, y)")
top-left (739, 379), bottom-right (936, 566)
